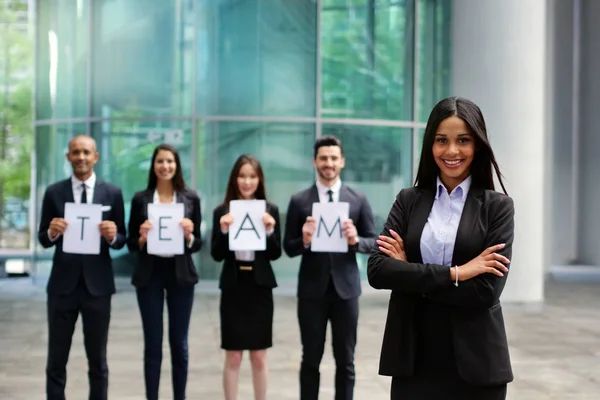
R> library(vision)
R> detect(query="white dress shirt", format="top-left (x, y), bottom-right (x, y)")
top-left (316, 178), bottom-right (342, 203)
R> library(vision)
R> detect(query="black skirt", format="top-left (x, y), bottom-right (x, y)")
top-left (219, 262), bottom-right (273, 351)
top-left (391, 299), bottom-right (507, 400)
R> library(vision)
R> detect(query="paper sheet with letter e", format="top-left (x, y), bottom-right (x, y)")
top-left (311, 202), bottom-right (350, 253)
top-left (62, 202), bottom-right (103, 254)
top-left (229, 199), bottom-right (266, 251)
top-left (147, 203), bottom-right (185, 255)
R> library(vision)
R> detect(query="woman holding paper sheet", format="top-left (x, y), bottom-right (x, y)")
top-left (211, 154), bottom-right (282, 400)
top-left (367, 97), bottom-right (514, 399)
top-left (127, 143), bottom-right (202, 400)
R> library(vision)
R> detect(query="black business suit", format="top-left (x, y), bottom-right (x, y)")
top-left (127, 188), bottom-right (202, 400)
top-left (38, 177), bottom-right (126, 400)
top-left (284, 183), bottom-right (377, 400)
top-left (211, 202), bottom-right (281, 350)
top-left (367, 186), bottom-right (514, 399)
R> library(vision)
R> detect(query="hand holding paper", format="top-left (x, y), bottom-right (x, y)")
top-left (180, 218), bottom-right (194, 241)
top-left (49, 218), bottom-right (68, 238)
top-left (220, 213), bottom-right (234, 233)
top-left (302, 216), bottom-right (316, 245)
top-left (342, 219), bottom-right (358, 245)
top-left (263, 212), bottom-right (276, 231)
top-left (99, 220), bottom-right (117, 242)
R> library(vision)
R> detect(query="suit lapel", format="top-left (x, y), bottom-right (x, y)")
top-left (177, 190), bottom-right (192, 217)
top-left (338, 184), bottom-right (350, 204)
top-left (63, 179), bottom-right (75, 203)
top-left (308, 184), bottom-right (320, 205)
top-left (92, 180), bottom-right (102, 204)
top-left (408, 189), bottom-right (435, 263)
top-left (451, 188), bottom-right (483, 266)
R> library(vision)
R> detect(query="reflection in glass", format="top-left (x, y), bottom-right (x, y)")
top-left (321, 0), bottom-right (415, 120)
top-left (91, 0), bottom-right (195, 117)
top-left (418, 0), bottom-right (451, 122)
top-left (36, 0), bottom-right (88, 119)
top-left (196, 0), bottom-right (317, 117)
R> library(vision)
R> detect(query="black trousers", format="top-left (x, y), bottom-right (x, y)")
top-left (46, 277), bottom-right (111, 400)
top-left (297, 280), bottom-right (359, 400)
top-left (136, 257), bottom-right (195, 400)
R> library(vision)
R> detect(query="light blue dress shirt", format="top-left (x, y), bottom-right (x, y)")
top-left (420, 176), bottom-right (472, 266)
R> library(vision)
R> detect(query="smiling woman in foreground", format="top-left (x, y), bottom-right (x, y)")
top-left (367, 97), bottom-right (515, 400)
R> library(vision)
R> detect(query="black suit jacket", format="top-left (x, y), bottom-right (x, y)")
top-left (284, 184), bottom-right (377, 300)
top-left (37, 178), bottom-right (127, 296)
top-left (127, 188), bottom-right (202, 288)
top-left (211, 202), bottom-right (282, 290)
top-left (367, 186), bottom-right (515, 386)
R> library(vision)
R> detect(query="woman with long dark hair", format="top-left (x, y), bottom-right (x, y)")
top-left (368, 97), bottom-right (515, 399)
top-left (211, 154), bottom-right (281, 400)
top-left (127, 143), bottom-right (202, 400)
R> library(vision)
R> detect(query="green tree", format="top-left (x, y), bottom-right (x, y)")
top-left (0, 5), bottom-right (33, 248)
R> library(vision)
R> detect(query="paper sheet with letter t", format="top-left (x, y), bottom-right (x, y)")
top-left (62, 202), bottom-right (103, 254)
top-left (147, 203), bottom-right (185, 255)
top-left (310, 202), bottom-right (350, 253)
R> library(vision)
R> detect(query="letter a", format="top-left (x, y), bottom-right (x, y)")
top-left (234, 213), bottom-right (261, 239)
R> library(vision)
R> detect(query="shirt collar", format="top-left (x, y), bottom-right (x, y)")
top-left (435, 175), bottom-right (471, 201)
top-left (153, 190), bottom-right (177, 204)
top-left (72, 172), bottom-right (96, 189)
top-left (316, 178), bottom-right (342, 195)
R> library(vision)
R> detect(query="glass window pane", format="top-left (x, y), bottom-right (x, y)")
top-left (196, 0), bottom-right (317, 117)
top-left (91, 0), bottom-right (194, 117)
top-left (33, 123), bottom-right (88, 278)
top-left (417, 0), bottom-right (451, 122)
top-left (321, 124), bottom-right (413, 277)
top-left (36, 0), bottom-right (88, 120)
top-left (321, 0), bottom-right (415, 120)
top-left (196, 120), bottom-right (315, 281)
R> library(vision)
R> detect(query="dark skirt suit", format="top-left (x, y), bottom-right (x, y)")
top-left (211, 202), bottom-right (282, 350)
top-left (367, 186), bottom-right (515, 400)
top-left (127, 189), bottom-right (203, 400)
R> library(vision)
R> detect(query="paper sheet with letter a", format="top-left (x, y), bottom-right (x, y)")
top-left (311, 202), bottom-right (350, 253)
top-left (229, 199), bottom-right (266, 251)
top-left (62, 202), bottom-right (103, 254)
top-left (147, 203), bottom-right (185, 255)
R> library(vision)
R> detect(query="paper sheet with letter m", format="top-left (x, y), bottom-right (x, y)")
top-left (147, 203), bottom-right (185, 255)
top-left (62, 202), bottom-right (103, 254)
top-left (311, 202), bottom-right (350, 253)
top-left (229, 199), bottom-right (266, 251)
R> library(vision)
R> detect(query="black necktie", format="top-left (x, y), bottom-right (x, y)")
top-left (327, 189), bottom-right (334, 203)
top-left (81, 184), bottom-right (88, 204)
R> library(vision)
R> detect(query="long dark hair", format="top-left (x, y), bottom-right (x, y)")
top-left (223, 154), bottom-right (267, 206)
top-left (146, 143), bottom-right (187, 192)
top-left (414, 97), bottom-right (507, 194)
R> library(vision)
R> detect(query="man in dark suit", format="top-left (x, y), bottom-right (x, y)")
top-left (284, 135), bottom-right (377, 400)
top-left (38, 135), bottom-right (126, 400)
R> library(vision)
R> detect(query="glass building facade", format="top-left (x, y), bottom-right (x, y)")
top-left (33, 0), bottom-right (450, 284)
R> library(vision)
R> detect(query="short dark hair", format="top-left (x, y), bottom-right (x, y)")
top-left (146, 143), bottom-right (187, 192)
top-left (314, 135), bottom-right (343, 158)
top-left (222, 154), bottom-right (268, 207)
top-left (414, 96), bottom-right (508, 194)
